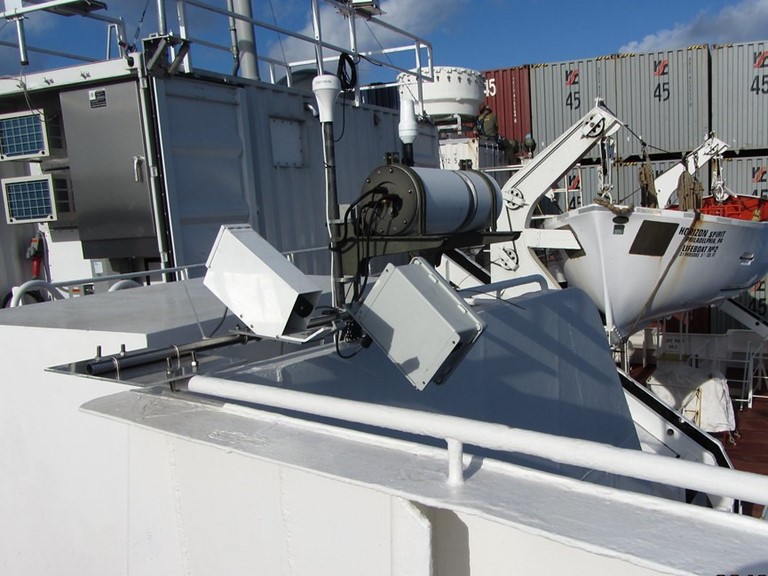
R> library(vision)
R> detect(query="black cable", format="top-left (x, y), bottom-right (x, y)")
top-left (330, 53), bottom-right (357, 143)
top-left (333, 96), bottom-right (347, 143)
top-left (599, 100), bottom-right (672, 155)
top-left (333, 188), bottom-right (386, 252)
top-left (123, 0), bottom-right (151, 53)
top-left (356, 199), bottom-right (387, 301)
top-left (206, 306), bottom-right (229, 338)
top-left (623, 121), bottom-right (672, 155)
top-left (336, 53), bottom-right (357, 91)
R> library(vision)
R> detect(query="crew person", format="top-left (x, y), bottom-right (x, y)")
top-left (475, 104), bottom-right (498, 138)
top-left (475, 104), bottom-right (518, 165)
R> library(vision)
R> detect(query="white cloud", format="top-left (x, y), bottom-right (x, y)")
top-left (267, 0), bottom-right (466, 69)
top-left (620, 0), bottom-right (768, 53)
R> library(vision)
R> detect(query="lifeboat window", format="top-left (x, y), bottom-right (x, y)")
top-left (629, 220), bottom-right (679, 256)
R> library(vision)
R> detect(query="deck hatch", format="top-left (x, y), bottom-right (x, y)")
top-left (2, 174), bottom-right (57, 224)
top-left (629, 220), bottom-right (678, 256)
top-left (0, 111), bottom-right (49, 161)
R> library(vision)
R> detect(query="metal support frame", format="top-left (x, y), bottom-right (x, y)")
top-left (339, 230), bottom-right (520, 279)
top-left (1, 0), bottom-right (126, 65)
top-left (173, 0), bottom-right (432, 107)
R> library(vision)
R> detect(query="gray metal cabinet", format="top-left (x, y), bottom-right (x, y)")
top-left (60, 82), bottom-right (158, 259)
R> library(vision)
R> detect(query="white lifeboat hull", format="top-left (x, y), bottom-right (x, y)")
top-left (544, 204), bottom-right (768, 339)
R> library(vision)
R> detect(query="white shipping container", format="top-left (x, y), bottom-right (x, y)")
top-left (613, 46), bottom-right (709, 159)
top-left (719, 155), bottom-right (768, 198)
top-left (530, 57), bottom-right (617, 161)
top-left (711, 41), bottom-right (768, 151)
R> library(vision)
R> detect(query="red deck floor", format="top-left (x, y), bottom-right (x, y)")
top-left (726, 397), bottom-right (768, 517)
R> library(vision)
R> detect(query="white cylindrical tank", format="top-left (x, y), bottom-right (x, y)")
top-left (398, 67), bottom-right (485, 119)
top-left (359, 164), bottom-right (501, 236)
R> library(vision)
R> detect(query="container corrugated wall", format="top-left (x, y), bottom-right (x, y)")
top-left (361, 85), bottom-right (399, 110)
top-left (552, 165), bottom-right (600, 209)
top-left (530, 57), bottom-right (616, 159)
top-left (711, 41), bottom-right (768, 151)
top-left (613, 47), bottom-right (709, 159)
top-left (483, 66), bottom-right (531, 143)
top-left (719, 155), bottom-right (768, 197)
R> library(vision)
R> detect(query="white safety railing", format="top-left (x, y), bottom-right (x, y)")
top-left (186, 373), bottom-right (768, 508)
top-left (0, 0), bottom-right (126, 65)
top-left (173, 0), bottom-right (433, 104)
top-left (9, 264), bottom-right (204, 307)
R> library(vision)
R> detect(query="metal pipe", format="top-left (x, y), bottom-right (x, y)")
top-left (459, 275), bottom-right (549, 298)
top-left (86, 333), bottom-right (250, 376)
top-left (106, 23), bottom-right (115, 59)
top-left (310, 0), bottom-right (324, 73)
top-left (187, 374), bottom-right (768, 506)
top-left (10, 280), bottom-right (65, 307)
top-left (108, 279), bottom-right (143, 292)
top-left (135, 62), bottom-right (175, 273)
top-left (0, 39), bottom-right (98, 63)
top-left (9, 264), bottom-right (204, 307)
top-left (225, 0), bottom-right (240, 76)
top-left (322, 121), bottom-right (344, 308)
top-left (175, 0), bottom-right (192, 72)
top-left (232, 0), bottom-right (259, 80)
top-left (446, 438), bottom-right (464, 486)
top-left (156, 0), bottom-right (167, 35)
top-left (14, 18), bottom-right (29, 66)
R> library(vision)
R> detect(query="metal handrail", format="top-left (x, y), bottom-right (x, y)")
top-left (187, 373), bottom-right (768, 507)
top-left (0, 2), bottom-right (126, 64)
top-left (9, 264), bottom-right (205, 307)
top-left (174, 0), bottom-right (433, 98)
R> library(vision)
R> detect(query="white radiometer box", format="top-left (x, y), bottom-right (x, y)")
top-left (353, 257), bottom-right (485, 390)
top-left (204, 225), bottom-right (322, 339)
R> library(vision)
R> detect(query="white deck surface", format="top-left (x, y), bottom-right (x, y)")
top-left (85, 387), bottom-right (768, 575)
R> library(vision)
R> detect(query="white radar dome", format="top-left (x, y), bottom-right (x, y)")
top-left (398, 66), bottom-right (485, 119)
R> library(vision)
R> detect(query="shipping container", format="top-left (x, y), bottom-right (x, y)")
top-left (530, 56), bottom-right (617, 160)
top-left (482, 66), bottom-right (532, 144)
top-left (361, 85), bottom-right (399, 110)
top-left (711, 41), bottom-right (768, 151)
top-left (549, 165), bottom-right (600, 211)
top-left (719, 155), bottom-right (768, 197)
top-left (613, 46), bottom-right (709, 159)
top-left (438, 138), bottom-right (504, 170)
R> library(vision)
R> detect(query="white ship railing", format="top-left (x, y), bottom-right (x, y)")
top-left (173, 0), bottom-right (433, 105)
top-left (0, 0), bottom-right (432, 107)
top-left (9, 244), bottom-right (326, 307)
top-left (187, 372), bottom-right (768, 509)
top-left (180, 276), bottom-right (768, 511)
top-left (9, 264), bottom-right (205, 307)
top-left (0, 1), bottom-right (126, 63)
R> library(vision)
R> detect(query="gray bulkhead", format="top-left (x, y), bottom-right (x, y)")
top-left (152, 74), bottom-right (437, 274)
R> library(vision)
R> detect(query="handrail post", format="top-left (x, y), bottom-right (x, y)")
top-left (446, 438), bottom-right (464, 486)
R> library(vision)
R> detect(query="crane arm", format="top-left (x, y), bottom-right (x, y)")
top-left (654, 135), bottom-right (729, 208)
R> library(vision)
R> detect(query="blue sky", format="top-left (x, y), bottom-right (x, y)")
top-left (1, 0), bottom-right (768, 78)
